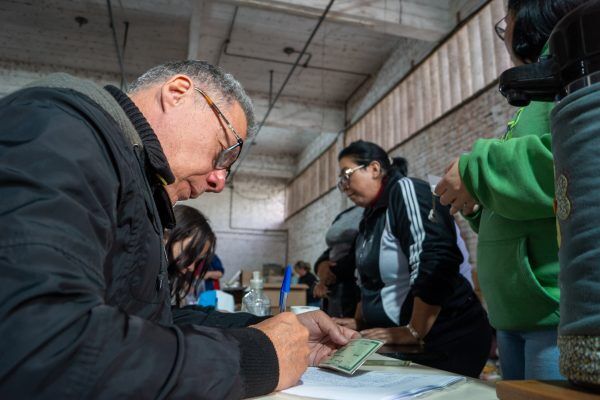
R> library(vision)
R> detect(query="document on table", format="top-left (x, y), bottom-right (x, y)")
top-left (282, 367), bottom-right (466, 400)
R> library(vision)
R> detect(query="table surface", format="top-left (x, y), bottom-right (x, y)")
top-left (252, 354), bottom-right (497, 400)
top-left (496, 380), bottom-right (600, 400)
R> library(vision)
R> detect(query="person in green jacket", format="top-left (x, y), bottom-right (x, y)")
top-left (435, 0), bottom-right (587, 380)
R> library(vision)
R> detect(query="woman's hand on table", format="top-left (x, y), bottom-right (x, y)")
top-left (313, 282), bottom-right (329, 299)
top-left (360, 327), bottom-right (421, 345)
top-left (316, 260), bottom-right (337, 286)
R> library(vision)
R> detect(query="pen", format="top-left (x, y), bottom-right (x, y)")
top-left (279, 265), bottom-right (292, 313)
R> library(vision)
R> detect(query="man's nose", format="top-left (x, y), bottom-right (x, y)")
top-left (205, 169), bottom-right (227, 193)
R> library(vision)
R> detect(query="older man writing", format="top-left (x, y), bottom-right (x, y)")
top-left (0, 61), bottom-right (357, 399)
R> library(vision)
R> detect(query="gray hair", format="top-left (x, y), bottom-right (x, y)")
top-left (128, 60), bottom-right (255, 137)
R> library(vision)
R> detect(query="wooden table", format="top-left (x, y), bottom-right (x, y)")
top-left (253, 354), bottom-right (497, 399)
top-left (497, 380), bottom-right (600, 400)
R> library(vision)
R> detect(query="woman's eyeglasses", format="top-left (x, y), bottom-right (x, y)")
top-left (337, 165), bottom-right (365, 191)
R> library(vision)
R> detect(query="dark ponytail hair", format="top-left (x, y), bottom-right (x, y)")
top-left (165, 205), bottom-right (216, 307)
top-left (338, 140), bottom-right (408, 176)
top-left (508, 0), bottom-right (588, 63)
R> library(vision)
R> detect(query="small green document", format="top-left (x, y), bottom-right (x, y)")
top-left (318, 339), bottom-right (384, 375)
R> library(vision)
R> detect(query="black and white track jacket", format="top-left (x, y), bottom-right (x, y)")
top-left (356, 169), bottom-right (486, 345)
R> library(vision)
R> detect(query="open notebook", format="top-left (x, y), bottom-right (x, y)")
top-left (282, 367), bottom-right (466, 400)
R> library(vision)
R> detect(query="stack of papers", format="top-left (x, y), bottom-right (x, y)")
top-left (282, 368), bottom-right (466, 400)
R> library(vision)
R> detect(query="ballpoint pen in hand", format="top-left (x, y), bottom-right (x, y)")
top-left (279, 265), bottom-right (292, 313)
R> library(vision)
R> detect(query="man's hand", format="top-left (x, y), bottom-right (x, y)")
top-left (360, 327), bottom-right (420, 345)
top-left (435, 157), bottom-right (478, 215)
top-left (252, 313), bottom-right (310, 391)
top-left (313, 282), bottom-right (329, 299)
top-left (332, 317), bottom-right (358, 331)
top-left (297, 311), bottom-right (360, 366)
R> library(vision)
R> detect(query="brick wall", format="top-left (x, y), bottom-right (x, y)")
top-left (347, 37), bottom-right (436, 124)
top-left (388, 83), bottom-right (515, 266)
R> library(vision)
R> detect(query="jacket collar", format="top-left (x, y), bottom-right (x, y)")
top-left (105, 85), bottom-right (175, 185)
top-left (105, 85), bottom-right (176, 229)
top-left (367, 168), bottom-right (405, 212)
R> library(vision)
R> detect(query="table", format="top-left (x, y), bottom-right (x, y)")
top-left (253, 354), bottom-right (497, 399)
top-left (496, 380), bottom-right (600, 400)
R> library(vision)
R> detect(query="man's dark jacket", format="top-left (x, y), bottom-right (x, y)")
top-left (0, 74), bottom-right (277, 399)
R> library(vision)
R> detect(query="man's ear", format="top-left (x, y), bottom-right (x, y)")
top-left (160, 75), bottom-right (194, 111)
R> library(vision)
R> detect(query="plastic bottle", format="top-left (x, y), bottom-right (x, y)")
top-left (241, 271), bottom-right (271, 316)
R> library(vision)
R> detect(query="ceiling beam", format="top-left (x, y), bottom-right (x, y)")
top-left (250, 93), bottom-right (345, 134)
top-left (218, 0), bottom-right (453, 41)
top-left (188, 0), bottom-right (210, 60)
top-left (235, 154), bottom-right (296, 179)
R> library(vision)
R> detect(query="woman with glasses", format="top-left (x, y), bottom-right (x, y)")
top-left (165, 204), bottom-right (216, 307)
top-left (335, 140), bottom-right (492, 378)
top-left (436, 0), bottom-right (587, 380)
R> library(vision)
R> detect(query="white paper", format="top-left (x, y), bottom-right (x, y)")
top-left (282, 367), bottom-right (465, 400)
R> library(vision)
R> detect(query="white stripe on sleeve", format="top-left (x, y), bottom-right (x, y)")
top-left (398, 178), bottom-right (425, 284)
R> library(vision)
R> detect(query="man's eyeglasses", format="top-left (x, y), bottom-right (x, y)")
top-left (495, 16), bottom-right (506, 41)
top-left (337, 165), bottom-right (365, 191)
top-left (194, 87), bottom-right (244, 176)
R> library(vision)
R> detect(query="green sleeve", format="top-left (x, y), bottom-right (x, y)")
top-left (458, 133), bottom-right (555, 221)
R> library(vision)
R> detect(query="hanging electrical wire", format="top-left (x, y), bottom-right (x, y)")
top-left (228, 0), bottom-right (336, 181)
top-left (117, 0), bottom-right (130, 61)
top-left (106, 0), bottom-right (128, 90)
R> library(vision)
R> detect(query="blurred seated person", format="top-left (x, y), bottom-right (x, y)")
top-left (334, 140), bottom-right (492, 378)
top-left (164, 204), bottom-right (216, 307)
top-left (294, 261), bottom-right (320, 307)
top-left (313, 206), bottom-right (363, 318)
top-left (165, 205), bottom-right (268, 326)
top-left (204, 254), bottom-right (225, 291)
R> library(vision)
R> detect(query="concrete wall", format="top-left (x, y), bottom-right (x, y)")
top-left (183, 175), bottom-right (288, 282)
top-left (0, 60), bottom-right (120, 97)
